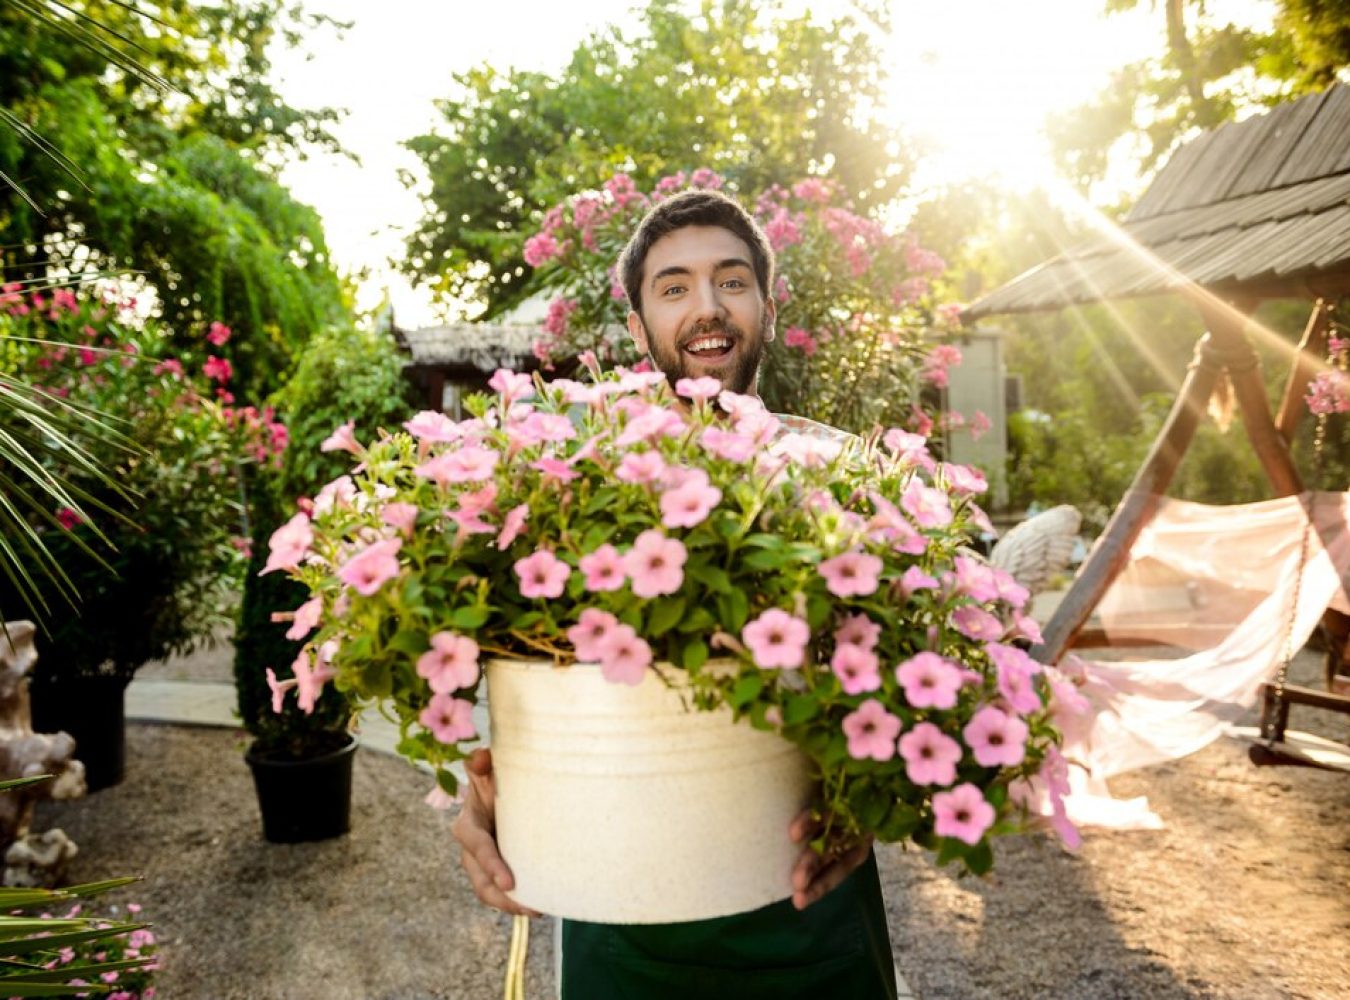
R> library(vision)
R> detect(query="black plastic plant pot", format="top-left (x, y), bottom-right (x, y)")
top-left (245, 736), bottom-right (358, 844)
top-left (28, 674), bottom-right (127, 793)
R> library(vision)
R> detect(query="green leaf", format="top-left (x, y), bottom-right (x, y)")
top-left (782, 694), bottom-right (820, 725)
top-left (935, 836), bottom-right (967, 867)
top-left (876, 802), bottom-right (920, 842)
top-left (646, 595), bottom-right (685, 638)
top-left (806, 593), bottom-right (833, 629)
top-left (688, 562), bottom-right (732, 594)
top-left (742, 549), bottom-right (787, 571)
top-left (449, 605), bottom-right (490, 629)
top-left (675, 606), bottom-right (716, 633)
top-left (681, 638), bottom-right (709, 671)
top-left (511, 611), bottom-right (544, 629)
top-left (717, 589), bottom-right (750, 631)
top-left (436, 768), bottom-right (459, 796)
top-left (731, 672), bottom-right (764, 708)
top-left (846, 780), bottom-right (891, 830)
top-left (386, 629), bottom-right (426, 656)
top-left (965, 839), bottom-right (994, 876)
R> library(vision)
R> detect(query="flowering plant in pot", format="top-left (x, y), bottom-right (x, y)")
top-left (0, 284), bottom-right (285, 790)
top-left (267, 361), bottom-right (1088, 919)
top-left (234, 323), bottom-right (415, 843)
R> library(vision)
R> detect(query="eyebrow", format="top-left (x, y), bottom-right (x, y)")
top-left (649, 257), bottom-right (754, 288)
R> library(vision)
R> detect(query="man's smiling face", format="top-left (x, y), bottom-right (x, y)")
top-left (626, 225), bottom-right (776, 395)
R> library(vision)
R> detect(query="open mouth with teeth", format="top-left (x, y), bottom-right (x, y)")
top-left (682, 332), bottom-right (736, 362)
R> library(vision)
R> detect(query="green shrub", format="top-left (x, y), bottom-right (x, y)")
top-left (234, 323), bottom-right (415, 757)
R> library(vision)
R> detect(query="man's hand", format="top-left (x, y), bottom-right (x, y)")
top-left (450, 748), bottom-right (541, 917)
top-left (788, 807), bottom-right (874, 911)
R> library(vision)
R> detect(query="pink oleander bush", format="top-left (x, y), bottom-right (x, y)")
top-left (268, 364), bottom-right (1088, 873)
top-left (1305, 333), bottom-right (1349, 416)
top-left (522, 170), bottom-right (963, 435)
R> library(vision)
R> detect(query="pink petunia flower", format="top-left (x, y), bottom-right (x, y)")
top-left (596, 623), bottom-right (653, 685)
top-left (867, 493), bottom-right (929, 554)
top-left (381, 502), bottom-right (419, 538)
top-left (265, 668), bottom-right (296, 714)
top-left (578, 544), bottom-right (626, 592)
top-left (338, 537), bottom-right (403, 596)
top-left (901, 478), bottom-right (953, 529)
top-left (895, 651), bottom-right (965, 710)
top-left (941, 462), bottom-right (988, 495)
top-left (992, 568), bottom-right (1030, 610)
top-left (842, 700), bottom-right (902, 762)
top-left (898, 721), bottom-right (963, 786)
top-left (497, 503), bottom-right (529, 549)
top-left (985, 642), bottom-right (1044, 715)
top-left (963, 705), bottom-right (1029, 767)
top-left (817, 550), bottom-right (883, 598)
top-left (568, 608), bottom-right (620, 661)
top-left (1008, 610), bottom-right (1044, 644)
top-left (415, 444), bottom-right (500, 484)
top-left (292, 649), bottom-right (337, 714)
top-left (834, 613), bottom-right (881, 651)
top-left (488, 368), bottom-right (534, 404)
top-left (261, 512), bottom-right (314, 575)
top-left (951, 605), bottom-right (1004, 641)
top-left (717, 389), bottom-right (766, 421)
top-left (416, 631), bottom-right (481, 694)
top-left (932, 783), bottom-right (995, 845)
top-left (700, 426), bottom-right (757, 462)
top-left (206, 321), bottom-right (232, 346)
top-left (831, 643), bottom-right (882, 694)
top-left (616, 450), bottom-right (667, 484)
top-left (531, 457), bottom-right (579, 483)
top-left (674, 376), bottom-right (723, 402)
top-left (953, 555), bottom-right (1000, 603)
top-left (285, 597), bottom-right (322, 640)
top-left (660, 475), bottom-right (722, 528)
top-left (623, 530), bottom-right (687, 598)
top-left (404, 410), bottom-right (461, 442)
top-left (900, 565), bottom-right (939, 596)
top-left (741, 608), bottom-right (811, 669)
top-left (424, 783), bottom-right (460, 810)
top-left (313, 474), bottom-right (357, 516)
top-left (320, 420), bottom-right (363, 456)
top-left (420, 693), bottom-right (477, 744)
top-left (514, 549), bottom-right (571, 599)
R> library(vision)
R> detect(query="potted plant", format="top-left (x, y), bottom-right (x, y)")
top-left (0, 286), bottom-right (283, 790)
top-left (234, 323), bottom-right (414, 843)
top-left (268, 362), bottom-right (1090, 921)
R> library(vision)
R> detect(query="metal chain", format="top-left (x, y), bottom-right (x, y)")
top-left (1265, 302), bottom-right (1340, 742)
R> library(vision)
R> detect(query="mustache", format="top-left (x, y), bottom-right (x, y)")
top-left (680, 320), bottom-right (744, 347)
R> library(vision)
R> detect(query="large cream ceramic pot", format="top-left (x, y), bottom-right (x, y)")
top-left (486, 658), bottom-right (815, 924)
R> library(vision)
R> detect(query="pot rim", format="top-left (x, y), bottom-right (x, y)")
top-left (245, 733), bottom-right (358, 768)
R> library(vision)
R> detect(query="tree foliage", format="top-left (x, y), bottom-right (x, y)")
top-left (0, 1), bottom-right (351, 398)
top-left (1049, 0), bottom-right (1350, 192)
top-left (401, 0), bottom-right (912, 318)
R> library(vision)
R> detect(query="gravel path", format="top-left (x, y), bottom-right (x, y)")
top-left (37, 648), bottom-right (1349, 999)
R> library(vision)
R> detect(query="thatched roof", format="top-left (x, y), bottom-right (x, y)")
top-left (965, 82), bottom-right (1350, 319)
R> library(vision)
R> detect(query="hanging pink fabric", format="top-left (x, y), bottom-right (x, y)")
top-left (1059, 491), bottom-right (1350, 830)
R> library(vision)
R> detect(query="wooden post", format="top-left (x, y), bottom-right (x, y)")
top-left (1275, 299), bottom-right (1331, 443)
top-left (1031, 333), bottom-right (1226, 663)
top-left (1197, 299), bottom-right (1304, 498)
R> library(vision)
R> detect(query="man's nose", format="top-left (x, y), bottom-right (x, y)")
top-left (690, 279), bottom-right (726, 324)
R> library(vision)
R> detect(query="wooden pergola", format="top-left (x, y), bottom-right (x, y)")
top-left (391, 321), bottom-right (540, 414)
top-left (965, 82), bottom-right (1350, 767)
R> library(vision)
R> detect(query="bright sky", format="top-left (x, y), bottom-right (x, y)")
top-left (270, 0), bottom-right (1276, 327)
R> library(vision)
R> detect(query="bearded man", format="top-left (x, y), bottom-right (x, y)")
top-left (452, 189), bottom-right (899, 999)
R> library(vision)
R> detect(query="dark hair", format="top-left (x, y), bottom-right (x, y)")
top-left (618, 189), bottom-right (774, 316)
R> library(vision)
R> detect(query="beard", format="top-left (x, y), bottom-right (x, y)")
top-left (642, 311), bottom-right (771, 396)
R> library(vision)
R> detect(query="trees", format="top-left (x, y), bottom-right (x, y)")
top-left (1048, 0), bottom-right (1350, 192)
top-left (0, 1), bottom-right (351, 398)
top-left (402, 0), bottom-right (912, 319)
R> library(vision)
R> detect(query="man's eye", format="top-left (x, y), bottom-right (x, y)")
top-left (661, 285), bottom-right (685, 296)
top-left (722, 278), bottom-right (746, 289)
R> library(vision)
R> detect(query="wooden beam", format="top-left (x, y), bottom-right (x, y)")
top-left (1195, 298), bottom-right (1304, 497)
top-left (1032, 333), bottom-right (1225, 664)
top-left (1275, 299), bottom-right (1331, 443)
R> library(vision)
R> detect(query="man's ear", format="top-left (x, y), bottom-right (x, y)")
top-left (627, 310), bottom-right (649, 355)
top-left (764, 296), bottom-right (777, 344)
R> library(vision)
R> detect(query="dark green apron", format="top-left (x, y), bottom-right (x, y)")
top-left (560, 852), bottom-right (896, 999)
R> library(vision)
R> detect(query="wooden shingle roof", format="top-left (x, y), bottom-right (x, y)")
top-left (965, 83), bottom-right (1350, 319)
top-left (393, 323), bottom-right (539, 374)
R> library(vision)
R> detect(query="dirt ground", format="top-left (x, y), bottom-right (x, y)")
top-left (36, 648), bottom-right (1350, 999)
